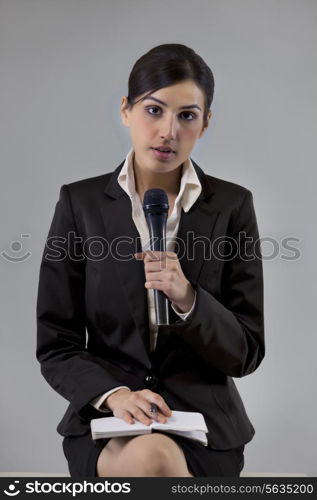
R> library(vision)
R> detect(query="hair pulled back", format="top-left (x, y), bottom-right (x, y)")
top-left (127, 43), bottom-right (215, 128)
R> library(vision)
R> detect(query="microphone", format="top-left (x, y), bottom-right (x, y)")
top-left (143, 188), bottom-right (170, 325)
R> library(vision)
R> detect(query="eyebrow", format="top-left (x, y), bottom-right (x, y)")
top-left (141, 95), bottom-right (202, 111)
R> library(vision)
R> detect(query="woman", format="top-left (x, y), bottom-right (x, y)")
top-left (36, 43), bottom-right (265, 477)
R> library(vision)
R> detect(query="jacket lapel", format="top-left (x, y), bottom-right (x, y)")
top-left (100, 162), bottom-right (152, 367)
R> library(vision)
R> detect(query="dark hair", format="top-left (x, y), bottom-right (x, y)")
top-left (127, 43), bottom-right (215, 128)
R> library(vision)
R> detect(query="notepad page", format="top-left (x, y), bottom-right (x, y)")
top-left (91, 410), bottom-right (208, 436)
top-left (152, 411), bottom-right (208, 432)
top-left (91, 417), bottom-right (153, 435)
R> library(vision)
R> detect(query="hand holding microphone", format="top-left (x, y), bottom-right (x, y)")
top-left (135, 188), bottom-right (196, 324)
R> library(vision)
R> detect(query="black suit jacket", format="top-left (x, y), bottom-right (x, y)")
top-left (36, 159), bottom-right (265, 450)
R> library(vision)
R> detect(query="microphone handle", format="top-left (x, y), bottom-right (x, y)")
top-left (147, 213), bottom-right (169, 326)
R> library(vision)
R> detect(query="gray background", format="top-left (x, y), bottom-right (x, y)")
top-left (0, 0), bottom-right (316, 475)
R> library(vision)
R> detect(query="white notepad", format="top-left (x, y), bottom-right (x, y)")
top-left (91, 410), bottom-right (208, 446)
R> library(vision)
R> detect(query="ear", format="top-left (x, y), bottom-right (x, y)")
top-left (199, 110), bottom-right (212, 138)
top-left (120, 96), bottom-right (131, 127)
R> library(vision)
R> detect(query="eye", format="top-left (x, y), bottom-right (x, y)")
top-left (145, 106), bottom-right (197, 121)
top-left (146, 106), bottom-right (161, 116)
top-left (180, 111), bottom-right (197, 121)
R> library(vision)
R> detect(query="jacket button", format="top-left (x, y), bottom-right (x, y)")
top-left (144, 373), bottom-right (158, 389)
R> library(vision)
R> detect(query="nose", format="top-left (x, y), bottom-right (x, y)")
top-left (159, 113), bottom-right (178, 141)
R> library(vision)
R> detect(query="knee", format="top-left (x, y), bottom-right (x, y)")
top-left (137, 441), bottom-right (176, 476)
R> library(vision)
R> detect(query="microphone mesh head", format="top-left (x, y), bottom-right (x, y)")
top-left (143, 188), bottom-right (169, 215)
top-left (143, 188), bottom-right (168, 207)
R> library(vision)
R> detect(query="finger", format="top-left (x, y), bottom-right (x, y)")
top-left (145, 392), bottom-right (173, 418)
top-left (145, 281), bottom-right (170, 292)
top-left (128, 394), bottom-right (157, 425)
top-left (152, 409), bottom-right (169, 424)
top-left (145, 271), bottom-right (165, 282)
top-left (134, 252), bottom-right (145, 260)
top-left (138, 400), bottom-right (168, 424)
top-left (146, 251), bottom-right (176, 262)
top-left (166, 251), bottom-right (178, 261)
top-left (145, 263), bottom-right (168, 275)
top-left (134, 251), bottom-right (163, 262)
top-left (145, 260), bottom-right (166, 271)
top-left (143, 251), bottom-right (165, 262)
top-left (116, 396), bottom-right (153, 426)
top-left (132, 406), bottom-right (153, 426)
top-left (114, 409), bottom-right (135, 425)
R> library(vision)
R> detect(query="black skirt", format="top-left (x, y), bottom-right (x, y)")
top-left (62, 431), bottom-right (245, 477)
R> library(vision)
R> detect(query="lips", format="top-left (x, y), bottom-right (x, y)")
top-left (152, 147), bottom-right (176, 153)
top-left (151, 148), bottom-right (175, 160)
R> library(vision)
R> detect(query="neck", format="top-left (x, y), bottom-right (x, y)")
top-left (133, 156), bottom-right (183, 199)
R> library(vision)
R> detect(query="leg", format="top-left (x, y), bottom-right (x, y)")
top-left (96, 432), bottom-right (195, 477)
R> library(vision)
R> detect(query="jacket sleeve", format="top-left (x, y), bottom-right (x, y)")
top-left (174, 190), bottom-right (265, 378)
top-left (36, 185), bottom-right (129, 419)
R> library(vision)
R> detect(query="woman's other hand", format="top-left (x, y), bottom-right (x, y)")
top-left (104, 388), bottom-right (173, 426)
top-left (134, 251), bottom-right (195, 313)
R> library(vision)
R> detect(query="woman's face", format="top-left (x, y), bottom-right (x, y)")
top-left (120, 80), bottom-right (211, 174)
